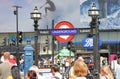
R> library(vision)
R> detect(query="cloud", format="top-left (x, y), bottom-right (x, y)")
top-left (0, 0), bottom-right (13, 8)
top-left (0, 0), bottom-right (80, 32)
top-left (39, 0), bottom-right (80, 28)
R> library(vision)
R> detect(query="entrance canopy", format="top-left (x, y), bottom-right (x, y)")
top-left (59, 47), bottom-right (74, 56)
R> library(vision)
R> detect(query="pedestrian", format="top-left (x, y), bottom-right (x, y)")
top-left (29, 65), bottom-right (45, 79)
top-left (9, 55), bottom-right (17, 65)
top-left (102, 57), bottom-right (108, 66)
top-left (19, 55), bottom-right (24, 72)
top-left (0, 52), bottom-right (4, 63)
top-left (100, 56), bottom-right (104, 67)
top-left (50, 64), bottom-right (62, 79)
top-left (44, 57), bottom-right (50, 65)
top-left (65, 56), bottom-right (72, 72)
top-left (54, 55), bottom-right (60, 65)
top-left (73, 59), bottom-right (88, 79)
top-left (100, 65), bottom-right (114, 79)
top-left (111, 54), bottom-right (120, 79)
top-left (7, 65), bottom-right (21, 79)
top-left (0, 52), bottom-right (14, 79)
top-left (69, 66), bottom-right (76, 79)
top-left (26, 70), bottom-right (37, 79)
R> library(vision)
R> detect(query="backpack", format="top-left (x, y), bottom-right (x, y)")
top-left (11, 65), bottom-right (21, 79)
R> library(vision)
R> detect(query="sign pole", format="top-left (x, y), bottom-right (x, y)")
top-left (46, 25), bottom-right (49, 55)
top-left (52, 20), bottom-right (55, 64)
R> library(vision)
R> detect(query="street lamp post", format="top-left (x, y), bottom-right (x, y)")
top-left (31, 6), bottom-right (42, 66)
top-left (13, 5), bottom-right (22, 68)
top-left (88, 2), bottom-right (100, 79)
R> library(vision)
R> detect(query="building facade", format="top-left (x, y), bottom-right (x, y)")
top-left (0, 29), bottom-right (120, 57)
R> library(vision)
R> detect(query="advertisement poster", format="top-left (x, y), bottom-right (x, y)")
top-left (80, 0), bottom-right (120, 29)
top-left (110, 54), bottom-right (116, 62)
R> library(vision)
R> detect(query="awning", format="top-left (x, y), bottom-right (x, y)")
top-left (59, 47), bottom-right (74, 56)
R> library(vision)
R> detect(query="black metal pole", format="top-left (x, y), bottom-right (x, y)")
top-left (34, 20), bottom-right (39, 66)
top-left (58, 40), bottom-right (60, 54)
top-left (92, 17), bottom-right (100, 79)
top-left (70, 41), bottom-right (72, 58)
top-left (46, 25), bottom-right (49, 55)
top-left (31, 6), bottom-right (41, 66)
top-left (52, 20), bottom-right (55, 64)
top-left (13, 5), bottom-right (22, 68)
top-left (13, 5), bottom-right (22, 79)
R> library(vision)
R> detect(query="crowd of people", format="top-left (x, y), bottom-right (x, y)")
top-left (0, 52), bottom-right (22, 79)
top-left (0, 51), bottom-right (120, 79)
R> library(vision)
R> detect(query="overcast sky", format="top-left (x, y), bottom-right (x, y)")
top-left (0, 0), bottom-right (82, 33)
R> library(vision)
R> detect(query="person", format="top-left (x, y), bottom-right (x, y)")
top-left (54, 55), bottom-right (60, 65)
top-left (9, 55), bottom-right (17, 65)
top-left (100, 65), bottom-right (114, 79)
top-left (110, 55), bottom-right (117, 70)
top-left (111, 55), bottom-right (120, 79)
top-left (69, 66), bottom-right (76, 79)
top-left (73, 59), bottom-right (88, 79)
top-left (102, 57), bottom-right (108, 66)
top-left (69, 58), bottom-right (85, 79)
top-left (44, 57), bottom-right (50, 65)
top-left (50, 64), bottom-right (62, 79)
top-left (29, 65), bottom-right (45, 79)
top-left (7, 65), bottom-right (21, 79)
top-left (19, 55), bottom-right (24, 72)
top-left (100, 56), bottom-right (104, 67)
top-left (26, 70), bottom-right (37, 79)
top-left (111, 55), bottom-right (117, 71)
top-left (65, 56), bottom-right (72, 72)
top-left (0, 52), bottom-right (14, 79)
top-left (0, 52), bottom-right (4, 63)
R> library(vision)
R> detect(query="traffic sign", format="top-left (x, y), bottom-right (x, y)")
top-left (55, 21), bottom-right (74, 42)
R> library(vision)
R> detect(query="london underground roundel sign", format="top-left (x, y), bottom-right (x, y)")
top-left (55, 21), bottom-right (74, 42)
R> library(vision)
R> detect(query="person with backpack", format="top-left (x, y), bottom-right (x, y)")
top-left (7, 65), bottom-right (21, 79)
top-left (0, 52), bottom-right (14, 79)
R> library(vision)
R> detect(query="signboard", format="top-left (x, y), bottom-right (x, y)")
top-left (51, 28), bottom-right (78, 35)
top-left (110, 54), bottom-right (116, 62)
top-left (38, 28), bottom-right (90, 35)
top-left (81, 37), bottom-right (102, 49)
top-left (78, 28), bottom-right (91, 34)
top-left (38, 29), bottom-right (51, 35)
top-left (39, 68), bottom-right (52, 78)
top-left (55, 21), bottom-right (75, 42)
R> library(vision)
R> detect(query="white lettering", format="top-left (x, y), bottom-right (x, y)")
top-left (84, 38), bottom-right (93, 47)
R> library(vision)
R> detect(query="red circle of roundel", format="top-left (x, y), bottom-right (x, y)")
top-left (55, 21), bottom-right (74, 42)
